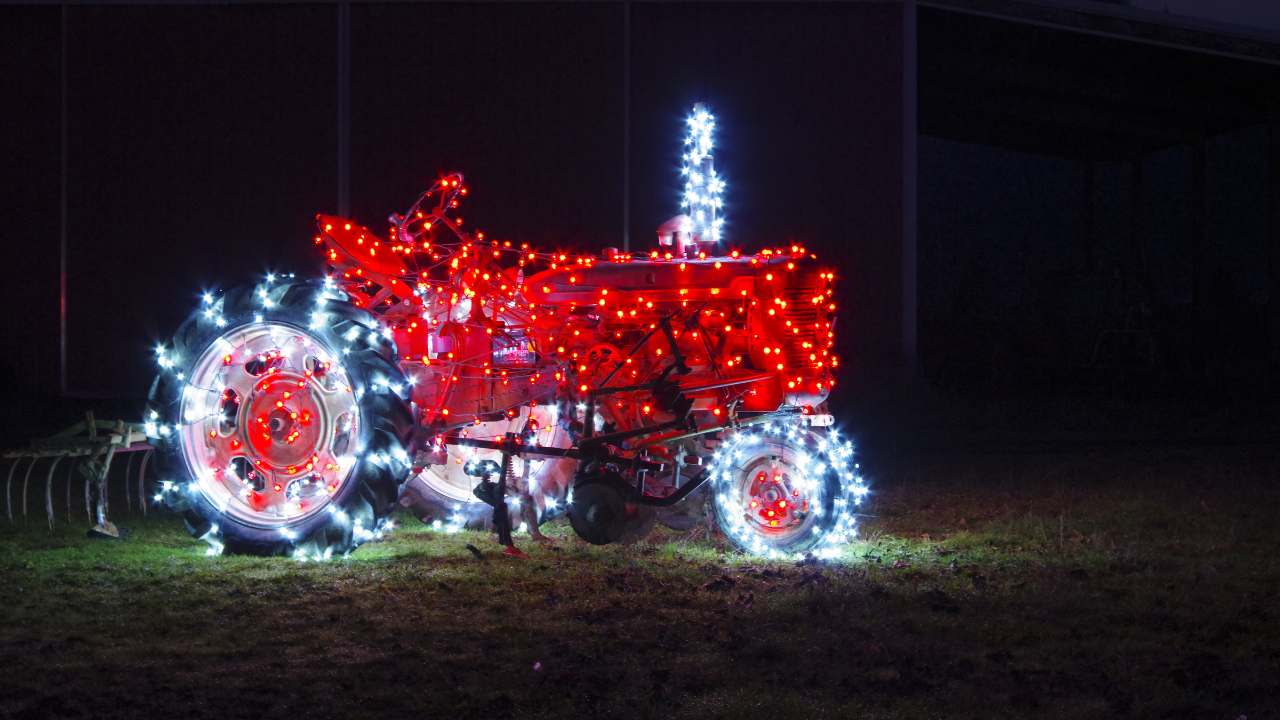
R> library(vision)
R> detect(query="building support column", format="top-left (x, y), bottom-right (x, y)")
top-left (1269, 121), bottom-right (1280, 367)
top-left (60, 4), bottom-right (68, 396)
top-left (337, 2), bottom-right (350, 218)
top-left (1130, 154), bottom-right (1147, 286)
top-left (1190, 138), bottom-right (1208, 377)
top-left (622, 0), bottom-right (631, 253)
top-left (902, 0), bottom-right (918, 381)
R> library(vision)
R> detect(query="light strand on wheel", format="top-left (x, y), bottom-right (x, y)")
top-left (147, 276), bottom-right (414, 560)
top-left (709, 421), bottom-right (867, 559)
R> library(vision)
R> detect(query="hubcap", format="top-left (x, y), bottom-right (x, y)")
top-left (178, 322), bottom-right (359, 528)
top-left (727, 438), bottom-right (815, 541)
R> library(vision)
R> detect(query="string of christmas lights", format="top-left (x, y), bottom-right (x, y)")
top-left (681, 103), bottom-right (725, 243)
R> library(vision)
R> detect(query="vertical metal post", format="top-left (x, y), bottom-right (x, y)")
top-left (121, 451), bottom-right (134, 514)
top-left (901, 0), bottom-right (918, 380)
top-left (1269, 121), bottom-right (1280, 365)
top-left (337, 2), bottom-right (351, 218)
top-left (1082, 160), bottom-right (1097, 270)
top-left (1131, 154), bottom-right (1147, 285)
top-left (91, 445), bottom-right (116, 527)
top-left (45, 456), bottom-right (63, 530)
top-left (66, 457), bottom-right (77, 522)
top-left (1190, 138), bottom-right (1207, 376)
top-left (138, 449), bottom-right (152, 517)
top-left (60, 4), bottom-right (68, 395)
top-left (622, 0), bottom-right (631, 253)
top-left (494, 434), bottom-right (514, 547)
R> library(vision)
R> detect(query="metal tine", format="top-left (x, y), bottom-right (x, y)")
top-left (66, 457), bottom-right (78, 523)
top-left (137, 449), bottom-right (152, 517)
top-left (122, 452), bottom-right (135, 514)
top-left (21, 457), bottom-right (39, 525)
top-left (45, 456), bottom-right (63, 530)
top-left (5, 457), bottom-right (23, 523)
top-left (102, 455), bottom-right (109, 520)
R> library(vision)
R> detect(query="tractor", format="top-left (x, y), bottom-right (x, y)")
top-left (144, 109), bottom-right (865, 558)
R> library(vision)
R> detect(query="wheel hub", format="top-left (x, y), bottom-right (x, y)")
top-left (243, 373), bottom-right (325, 471)
top-left (740, 454), bottom-right (808, 533)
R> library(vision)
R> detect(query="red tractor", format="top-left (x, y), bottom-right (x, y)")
top-left (145, 112), bottom-right (865, 558)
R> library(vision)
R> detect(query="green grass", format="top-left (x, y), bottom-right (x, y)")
top-left (2, 444), bottom-right (1278, 719)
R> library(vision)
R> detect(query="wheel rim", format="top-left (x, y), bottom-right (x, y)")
top-left (177, 322), bottom-right (359, 528)
top-left (717, 431), bottom-right (822, 545)
top-left (710, 423), bottom-right (864, 556)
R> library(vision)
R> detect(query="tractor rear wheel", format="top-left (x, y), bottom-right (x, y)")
top-left (147, 279), bottom-right (414, 558)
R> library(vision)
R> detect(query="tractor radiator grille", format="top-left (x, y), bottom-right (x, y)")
top-left (783, 285), bottom-right (822, 370)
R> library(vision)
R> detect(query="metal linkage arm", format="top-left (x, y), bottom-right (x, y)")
top-left (632, 468), bottom-right (710, 508)
top-left (582, 381), bottom-right (653, 441)
top-left (442, 436), bottom-right (666, 474)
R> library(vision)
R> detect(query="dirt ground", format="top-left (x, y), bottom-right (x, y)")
top-left (2, 433), bottom-right (1278, 719)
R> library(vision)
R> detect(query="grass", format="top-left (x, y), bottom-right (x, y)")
top-left (1, 442), bottom-right (1278, 719)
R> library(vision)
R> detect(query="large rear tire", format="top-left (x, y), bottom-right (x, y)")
top-left (146, 279), bottom-right (414, 558)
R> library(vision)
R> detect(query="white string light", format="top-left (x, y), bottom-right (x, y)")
top-left (680, 102), bottom-right (724, 243)
top-left (708, 421), bottom-right (864, 557)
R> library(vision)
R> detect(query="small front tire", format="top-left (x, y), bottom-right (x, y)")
top-left (709, 423), bottom-right (862, 556)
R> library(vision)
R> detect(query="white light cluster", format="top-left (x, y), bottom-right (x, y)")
top-left (198, 524), bottom-right (224, 556)
top-left (680, 103), bottom-right (724, 243)
top-left (708, 422), bottom-right (865, 558)
top-left (445, 503), bottom-right (465, 534)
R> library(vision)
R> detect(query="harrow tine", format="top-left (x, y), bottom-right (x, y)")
top-left (21, 457), bottom-right (39, 524)
top-left (122, 452), bottom-right (135, 515)
top-left (101, 454), bottom-right (109, 520)
top-left (5, 456), bottom-right (23, 523)
top-left (137, 449), bottom-right (152, 517)
top-left (66, 457), bottom-right (78, 523)
top-left (45, 456), bottom-right (63, 530)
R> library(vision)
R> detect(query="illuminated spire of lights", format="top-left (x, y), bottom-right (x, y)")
top-left (680, 102), bottom-right (724, 243)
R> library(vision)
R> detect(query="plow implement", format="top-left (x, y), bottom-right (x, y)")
top-left (3, 413), bottom-right (150, 534)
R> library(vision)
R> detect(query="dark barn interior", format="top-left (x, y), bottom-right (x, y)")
top-left (918, 2), bottom-right (1280, 400)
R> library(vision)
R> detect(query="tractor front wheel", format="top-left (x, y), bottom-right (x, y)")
top-left (709, 423), bottom-right (862, 556)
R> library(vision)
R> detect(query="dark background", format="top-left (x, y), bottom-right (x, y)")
top-left (0, 2), bottom-right (904, 415)
top-left (3, 0), bottom-right (1280, 445)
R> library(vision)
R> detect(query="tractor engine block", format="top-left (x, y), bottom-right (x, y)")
top-left (316, 174), bottom-right (838, 456)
